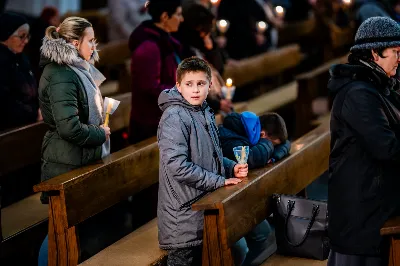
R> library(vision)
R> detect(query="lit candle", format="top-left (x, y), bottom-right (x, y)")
top-left (342, 0), bottom-right (351, 5)
top-left (256, 21), bottom-right (268, 33)
top-left (225, 78), bottom-right (233, 100)
top-left (275, 6), bottom-right (285, 18)
top-left (210, 0), bottom-right (219, 4)
top-left (216, 19), bottom-right (230, 34)
top-left (104, 101), bottom-right (113, 127)
top-left (226, 78), bottom-right (233, 88)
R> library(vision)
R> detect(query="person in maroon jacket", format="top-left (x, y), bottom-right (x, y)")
top-left (128, 0), bottom-right (184, 144)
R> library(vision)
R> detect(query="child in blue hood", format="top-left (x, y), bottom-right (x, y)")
top-left (219, 111), bottom-right (291, 266)
top-left (219, 111), bottom-right (291, 169)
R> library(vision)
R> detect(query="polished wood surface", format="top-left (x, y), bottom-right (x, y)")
top-left (223, 45), bottom-right (302, 87)
top-left (294, 56), bottom-right (347, 138)
top-left (34, 137), bottom-right (157, 226)
top-left (382, 217), bottom-right (400, 236)
top-left (79, 219), bottom-right (167, 266)
top-left (0, 122), bottom-right (48, 177)
top-left (261, 255), bottom-right (327, 266)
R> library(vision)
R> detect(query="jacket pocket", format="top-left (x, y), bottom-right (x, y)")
top-left (361, 169), bottom-right (382, 202)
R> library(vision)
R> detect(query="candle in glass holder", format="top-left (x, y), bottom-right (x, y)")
top-left (225, 78), bottom-right (233, 100)
top-left (275, 6), bottom-right (285, 18)
top-left (256, 21), bottom-right (268, 33)
top-left (217, 19), bottom-right (230, 34)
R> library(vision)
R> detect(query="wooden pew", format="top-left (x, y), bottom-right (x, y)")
top-left (278, 17), bottom-right (317, 47)
top-left (294, 55), bottom-right (348, 137)
top-left (222, 44), bottom-right (303, 88)
top-left (33, 137), bottom-right (161, 266)
top-left (69, 117), bottom-right (330, 266)
top-left (0, 93), bottom-right (131, 262)
top-left (193, 121), bottom-right (330, 265)
top-left (381, 217), bottom-right (400, 265)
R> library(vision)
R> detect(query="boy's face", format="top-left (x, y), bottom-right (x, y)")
top-left (177, 71), bottom-right (211, 106)
top-left (260, 130), bottom-right (281, 146)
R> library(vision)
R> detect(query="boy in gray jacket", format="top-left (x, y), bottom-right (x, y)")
top-left (157, 57), bottom-right (248, 266)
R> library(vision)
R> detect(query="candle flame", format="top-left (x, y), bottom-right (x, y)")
top-left (275, 6), bottom-right (284, 14)
top-left (226, 78), bottom-right (233, 87)
top-left (210, 0), bottom-right (219, 4)
top-left (218, 20), bottom-right (228, 28)
top-left (257, 21), bottom-right (267, 31)
top-left (343, 0), bottom-right (351, 4)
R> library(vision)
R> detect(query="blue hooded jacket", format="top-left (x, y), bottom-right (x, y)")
top-left (219, 112), bottom-right (290, 169)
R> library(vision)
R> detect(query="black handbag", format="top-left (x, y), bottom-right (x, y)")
top-left (272, 194), bottom-right (330, 260)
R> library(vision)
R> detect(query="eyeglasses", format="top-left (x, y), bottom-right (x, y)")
top-left (13, 33), bottom-right (31, 41)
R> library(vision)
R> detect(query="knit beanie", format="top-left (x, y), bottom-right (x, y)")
top-left (351, 17), bottom-right (400, 51)
top-left (0, 12), bottom-right (28, 42)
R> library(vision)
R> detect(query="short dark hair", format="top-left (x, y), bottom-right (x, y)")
top-left (259, 113), bottom-right (288, 143)
top-left (348, 47), bottom-right (387, 63)
top-left (182, 4), bottom-right (214, 34)
top-left (147, 0), bottom-right (182, 23)
top-left (176, 57), bottom-right (212, 84)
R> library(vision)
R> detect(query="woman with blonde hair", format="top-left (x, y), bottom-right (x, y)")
top-left (37, 16), bottom-right (110, 265)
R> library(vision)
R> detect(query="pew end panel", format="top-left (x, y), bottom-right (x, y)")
top-left (193, 121), bottom-right (330, 265)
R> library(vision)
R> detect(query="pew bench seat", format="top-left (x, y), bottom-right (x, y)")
top-left (79, 218), bottom-right (167, 266)
top-left (1, 193), bottom-right (47, 240)
top-left (247, 81), bottom-right (297, 116)
top-left (262, 255), bottom-right (327, 266)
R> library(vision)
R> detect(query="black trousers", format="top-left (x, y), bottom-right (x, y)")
top-left (167, 246), bottom-right (202, 266)
top-left (328, 250), bottom-right (384, 266)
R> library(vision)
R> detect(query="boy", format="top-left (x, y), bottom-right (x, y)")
top-left (219, 111), bottom-right (291, 169)
top-left (157, 57), bottom-right (249, 266)
top-left (219, 111), bottom-right (290, 265)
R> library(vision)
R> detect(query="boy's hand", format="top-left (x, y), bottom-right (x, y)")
top-left (225, 178), bottom-right (242, 186)
top-left (234, 164), bottom-right (248, 178)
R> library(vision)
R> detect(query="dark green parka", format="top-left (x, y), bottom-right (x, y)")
top-left (38, 37), bottom-right (106, 203)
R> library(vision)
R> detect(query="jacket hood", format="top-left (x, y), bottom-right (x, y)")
top-left (223, 113), bottom-right (246, 136)
top-left (128, 20), bottom-right (181, 54)
top-left (39, 36), bottom-right (99, 67)
top-left (240, 111), bottom-right (261, 145)
top-left (158, 87), bottom-right (207, 112)
top-left (328, 62), bottom-right (399, 96)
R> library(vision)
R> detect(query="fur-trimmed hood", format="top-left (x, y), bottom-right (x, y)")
top-left (40, 36), bottom-right (99, 66)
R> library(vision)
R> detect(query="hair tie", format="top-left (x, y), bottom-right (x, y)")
top-left (56, 27), bottom-right (60, 32)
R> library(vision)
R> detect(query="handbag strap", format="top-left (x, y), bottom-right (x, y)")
top-left (284, 200), bottom-right (320, 247)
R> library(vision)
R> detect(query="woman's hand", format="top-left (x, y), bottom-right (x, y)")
top-left (234, 164), bottom-right (248, 178)
top-left (100, 124), bottom-right (111, 140)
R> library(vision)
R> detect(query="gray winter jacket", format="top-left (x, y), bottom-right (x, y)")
top-left (157, 88), bottom-right (237, 249)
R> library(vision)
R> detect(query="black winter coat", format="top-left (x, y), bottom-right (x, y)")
top-left (0, 44), bottom-right (38, 132)
top-left (328, 62), bottom-right (400, 256)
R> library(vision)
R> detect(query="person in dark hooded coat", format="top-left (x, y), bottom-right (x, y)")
top-left (328, 17), bottom-right (400, 266)
top-left (128, 0), bottom-right (184, 144)
top-left (219, 111), bottom-right (291, 169)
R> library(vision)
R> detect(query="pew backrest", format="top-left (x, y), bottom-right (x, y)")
top-left (0, 122), bottom-right (48, 177)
